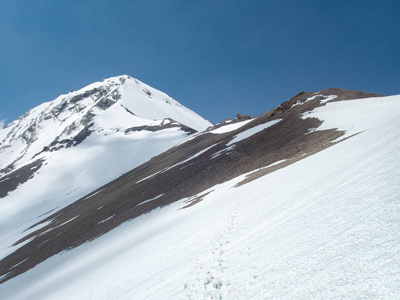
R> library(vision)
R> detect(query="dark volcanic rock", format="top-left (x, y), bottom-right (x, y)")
top-left (70, 87), bottom-right (106, 103)
top-left (236, 113), bottom-right (252, 120)
top-left (38, 123), bottom-right (94, 155)
top-left (51, 101), bottom-right (68, 117)
top-left (73, 124), bottom-right (94, 145)
top-left (95, 98), bottom-right (117, 110)
top-left (320, 88), bottom-right (382, 102)
top-left (80, 112), bottom-right (95, 127)
top-left (125, 118), bottom-right (196, 135)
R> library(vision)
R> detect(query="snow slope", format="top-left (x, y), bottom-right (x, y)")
top-left (0, 95), bottom-right (399, 299)
top-left (0, 75), bottom-right (211, 262)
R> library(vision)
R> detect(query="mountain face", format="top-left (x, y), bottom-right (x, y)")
top-left (0, 75), bottom-right (211, 274)
top-left (0, 75), bottom-right (211, 203)
top-left (0, 75), bottom-right (210, 176)
top-left (1, 81), bottom-right (399, 299)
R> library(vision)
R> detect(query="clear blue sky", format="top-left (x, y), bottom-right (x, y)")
top-left (1, 0), bottom-right (399, 126)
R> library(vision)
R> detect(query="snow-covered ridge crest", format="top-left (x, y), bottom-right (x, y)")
top-left (0, 75), bottom-right (211, 175)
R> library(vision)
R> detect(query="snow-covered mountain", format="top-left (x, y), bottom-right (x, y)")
top-left (1, 82), bottom-right (399, 299)
top-left (0, 75), bottom-right (210, 175)
top-left (0, 75), bottom-right (211, 270)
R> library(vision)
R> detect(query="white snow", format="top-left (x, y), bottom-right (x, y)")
top-left (83, 188), bottom-right (106, 200)
top-left (58, 216), bottom-right (79, 227)
top-left (293, 94), bottom-right (338, 106)
top-left (118, 77), bottom-right (211, 132)
top-left (137, 143), bottom-right (220, 184)
top-left (179, 144), bottom-right (220, 164)
top-left (98, 215), bottom-right (115, 224)
top-left (246, 159), bottom-right (288, 175)
top-left (209, 119), bottom-right (253, 134)
top-left (293, 94), bottom-right (319, 106)
top-left (319, 94), bottom-right (337, 104)
top-left (137, 194), bottom-right (164, 206)
top-left (9, 259), bottom-right (29, 270)
top-left (227, 119), bottom-right (281, 146)
top-left (302, 94), bottom-right (400, 141)
top-left (210, 145), bottom-right (235, 160)
top-left (1, 95), bottom-right (400, 299)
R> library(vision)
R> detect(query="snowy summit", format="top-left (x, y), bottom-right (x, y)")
top-left (0, 75), bottom-right (211, 175)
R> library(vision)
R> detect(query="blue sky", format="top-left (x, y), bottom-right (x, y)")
top-left (1, 0), bottom-right (399, 126)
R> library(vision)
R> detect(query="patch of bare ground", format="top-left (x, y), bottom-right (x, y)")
top-left (0, 159), bottom-right (44, 198)
top-left (319, 88), bottom-right (382, 102)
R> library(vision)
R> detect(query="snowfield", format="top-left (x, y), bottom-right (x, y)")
top-left (0, 94), bottom-right (399, 299)
top-left (0, 75), bottom-right (211, 263)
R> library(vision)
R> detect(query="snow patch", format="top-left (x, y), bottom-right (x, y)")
top-left (84, 188), bottom-right (106, 200)
top-left (0, 178), bottom-right (10, 183)
top-left (293, 94), bottom-right (337, 107)
top-left (98, 215), bottom-right (115, 224)
top-left (137, 143), bottom-right (220, 184)
top-left (10, 258), bottom-right (29, 270)
top-left (211, 145), bottom-right (235, 160)
top-left (320, 94), bottom-right (338, 104)
top-left (227, 119), bottom-right (281, 146)
top-left (58, 216), bottom-right (79, 227)
top-left (302, 95), bottom-right (399, 141)
top-left (137, 194), bottom-right (164, 206)
top-left (210, 119), bottom-right (253, 134)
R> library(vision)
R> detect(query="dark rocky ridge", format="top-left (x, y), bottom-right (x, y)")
top-left (125, 118), bottom-right (196, 135)
top-left (0, 88), bottom-right (381, 283)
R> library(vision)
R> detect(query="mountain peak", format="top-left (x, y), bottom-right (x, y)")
top-left (1, 82), bottom-right (399, 298)
top-left (0, 75), bottom-right (211, 176)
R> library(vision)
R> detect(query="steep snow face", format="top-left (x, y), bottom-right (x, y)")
top-left (0, 75), bottom-right (211, 174)
top-left (0, 95), bottom-right (399, 299)
top-left (118, 77), bottom-right (211, 132)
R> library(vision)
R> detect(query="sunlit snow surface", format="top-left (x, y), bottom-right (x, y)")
top-left (209, 119), bottom-right (253, 134)
top-left (0, 128), bottom-right (190, 261)
top-left (1, 95), bottom-right (400, 299)
top-left (0, 75), bottom-right (211, 262)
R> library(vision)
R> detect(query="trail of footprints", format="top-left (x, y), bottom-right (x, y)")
top-left (183, 204), bottom-right (240, 299)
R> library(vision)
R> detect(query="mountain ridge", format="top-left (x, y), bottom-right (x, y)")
top-left (0, 83), bottom-right (385, 283)
top-left (0, 78), bottom-right (399, 299)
